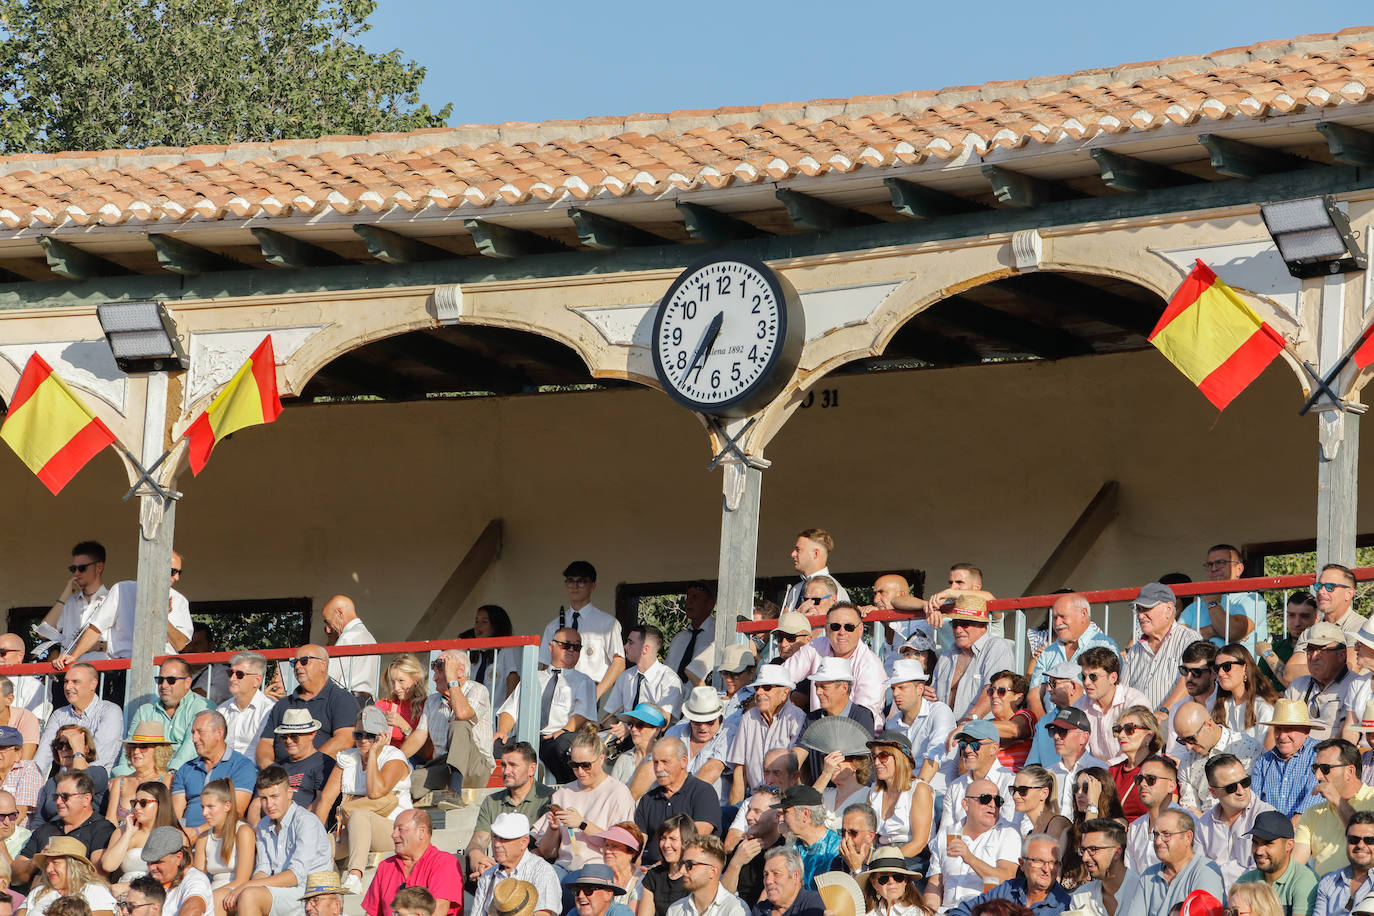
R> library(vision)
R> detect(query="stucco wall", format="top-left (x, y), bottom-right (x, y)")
top-left (0, 346), bottom-right (1354, 648)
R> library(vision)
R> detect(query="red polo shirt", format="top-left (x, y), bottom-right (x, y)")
top-left (362, 844), bottom-right (464, 916)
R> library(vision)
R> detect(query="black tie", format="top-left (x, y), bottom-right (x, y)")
top-left (474, 651), bottom-right (490, 686)
top-left (632, 672), bottom-right (643, 709)
top-left (677, 628), bottom-right (702, 681)
top-left (541, 669), bottom-right (561, 724)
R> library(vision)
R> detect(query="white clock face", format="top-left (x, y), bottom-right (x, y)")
top-left (653, 257), bottom-right (794, 414)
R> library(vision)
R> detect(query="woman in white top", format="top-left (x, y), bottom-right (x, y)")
top-left (99, 781), bottom-right (187, 891)
top-left (19, 836), bottom-right (117, 916)
top-left (317, 708), bottom-right (412, 893)
top-left (865, 733), bottom-right (933, 858)
top-left (192, 778), bottom-right (256, 911)
top-left (1212, 643), bottom-right (1277, 749)
top-left (814, 750), bottom-right (871, 815)
top-left (858, 846), bottom-right (933, 916)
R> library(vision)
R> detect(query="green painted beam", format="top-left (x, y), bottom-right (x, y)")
top-left (352, 225), bottom-right (452, 265)
top-left (463, 219), bottom-right (569, 259)
top-left (775, 189), bottom-right (879, 231)
top-left (567, 208), bottom-right (669, 250)
top-left (884, 178), bottom-right (984, 220)
top-left (1198, 134), bottom-right (1312, 179)
top-left (37, 237), bottom-right (133, 280)
top-left (981, 165), bottom-right (1076, 208)
top-left (147, 234), bottom-right (245, 276)
top-left (675, 201), bottom-right (768, 242)
top-left (251, 227), bottom-right (351, 269)
top-left (1316, 123), bottom-right (1374, 168)
top-left (931, 295), bottom-right (1094, 360)
top-left (1088, 149), bottom-right (1204, 193)
top-left (0, 165), bottom-right (1367, 311)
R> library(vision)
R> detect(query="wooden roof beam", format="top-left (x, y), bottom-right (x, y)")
top-left (147, 234), bottom-right (246, 276)
top-left (884, 178), bottom-right (985, 219)
top-left (321, 353), bottom-right (416, 400)
top-left (775, 189), bottom-right (879, 231)
top-left (568, 208), bottom-right (669, 250)
top-left (353, 225), bottom-right (452, 264)
top-left (675, 202), bottom-right (769, 242)
top-left (37, 237), bottom-right (133, 280)
top-left (996, 274), bottom-right (1162, 336)
top-left (1089, 149), bottom-right (1204, 192)
top-left (1316, 123), bottom-right (1374, 168)
top-left (389, 331), bottom-right (533, 396)
top-left (1198, 134), bottom-right (1312, 179)
top-left (980, 165), bottom-right (1074, 208)
top-left (464, 219), bottom-right (569, 259)
top-left (934, 296), bottom-right (1094, 359)
top-left (251, 228), bottom-right (351, 269)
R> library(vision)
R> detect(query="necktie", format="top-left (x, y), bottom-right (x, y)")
top-left (541, 669), bottom-right (561, 724)
top-left (632, 672), bottom-right (643, 709)
top-left (677, 628), bottom-right (702, 681)
top-left (474, 651), bottom-right (490, 686)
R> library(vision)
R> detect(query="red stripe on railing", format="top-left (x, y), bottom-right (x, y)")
top-left (737, 567), bottom-right (1374, 633)
top-left (0, 634), bottom-right (541, 675)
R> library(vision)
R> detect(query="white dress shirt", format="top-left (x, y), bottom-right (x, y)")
top-left (667, 884), bottom-right (749, 916)
top-left (944, 759), bottom-right (1015, 826)
top-left (498, 667), bottom-right (597, 736)
top-left (605, 661), bottom-right (684, 719)
top-left (666, 616), bottom-right (716, 679)
top-left (1196, 794), bottom-right (1275, 888)
top-left (927, 822), bottom-right (1021, 907)
top-left (884, 698), bottom-right (956, 789)
top-left (780, 638), bottom-right (885, 725)
top-left (1048, 751), bottom-right (1109, 817)
top-left (217, 690), bottom-right (274, 757)
top-left (539, 602), bottom-right (623, 684)
top-left (781, 567), bottom-right (851, 612)
top-left (87, 581), bottom-right (195, 659)
top-left (329, 617), bottom-right (380, 699)
top-left (56, 585), bottom-right (108, 654)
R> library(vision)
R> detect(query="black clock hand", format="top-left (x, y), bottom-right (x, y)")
top-left (685, 311), bottom-right (724, 380)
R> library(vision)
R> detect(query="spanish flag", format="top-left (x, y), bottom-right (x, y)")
top-left (185, 336), bottom-right (282, 475)
top-left (0, 354), bottom-right (117, 494)
top-left (1148, 260), bottom-right (1286, 411)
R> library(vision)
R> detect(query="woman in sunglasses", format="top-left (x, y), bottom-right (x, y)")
top-left (1107, 706), bottom-right (1161, 819)
top-left (98, 782), bottom-right (185, 890)
top-left (1009, 766), bottom-right (1070, 851)
top-left (34, 726), bottom-right (107, 825)
top-left (536, 728), bottom-right (636, 873)
top-left (985, 671), bottom-right (1034, 771)
top-left (858, 846), bottom-right (930, 916)
top-left (104, 723), bottom-right (173, 827)
top-left (1060, 767), bottom-right (1124, 889)
top-left (1210, 644), bottom-right (1277, 749)
top-left (866, 733), bottom-right (933, 858)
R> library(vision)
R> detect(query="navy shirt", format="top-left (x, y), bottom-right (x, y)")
top-left (752, 889), bottom-right (826, 916)
top-left (634, 774), bottom-right (723, 865)
top-left (261, 681), bottom-right (361, 761)
top-left (284, 751), bottom-right (336, 810)
top-left (949, 878), bottom-right (1074, 916)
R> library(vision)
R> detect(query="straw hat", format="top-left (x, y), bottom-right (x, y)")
top-left (32, 836), bottom-right (93, 871)
top-left (945, 593), bottom-right (991, 623)
top-left (1259, 698), bottom-right (1316, 729)
top-left (857, 847), bottom-right (923, 887)
top-left (126, 721), bottom-right (174, 745)
top-left (274, 707), bottom-right (323, 734)
top-left (681, 686), bottom-right (726, 722)
top-left (302, 871), bottom-right (353, 899)
top-left (493, 879), bottom-right (539, 916)
top-left (816, 872), bottom-right (864, 916)
top-left (1354, 699), bottom-right (1374, 734)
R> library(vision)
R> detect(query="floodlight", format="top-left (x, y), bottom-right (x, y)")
top-left (1260, 195), bottom-right (1367, 278)
top-left (96, 300), bottom-right (188, 373)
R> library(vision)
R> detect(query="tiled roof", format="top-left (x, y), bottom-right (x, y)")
top-left (3, 27), bottom-right (1374, 231)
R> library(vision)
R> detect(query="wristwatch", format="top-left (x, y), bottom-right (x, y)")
top-left (447, 680), bottom-right (462, 689)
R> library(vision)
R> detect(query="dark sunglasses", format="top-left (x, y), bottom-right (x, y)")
top-left (1011, 785), bottom-right (1041, 797)
top-left (803, 595), bottom-right (833, 604)
top-left (132, 798), bottom-right (156, 809)
top-left (828, 622), bottom-right (858, 633)
top-left (840, 828), bottom-right (869, 838)
top-left (1211, 776), bottom-right (1251, 794)
top-left (957, 739), bottom-right (988, 752)
top-left (292, 656), bottom-right (323, 666)
top-left (1134, 773), bottom-right (1170, 786)
top-left (0, 811), bottom-right (17, 823)
top-left (228, 670), bottom-right (256, 680)
top-left (777, 633), bottom-right (804, 642)
top-left (569, 759), bottom-right (597, 771)
top-left (1178, 665), bottom-right (1211, 677)
top-left (170, 567), bottom-right (182, 576)
top-left (1313, 763), bottom-right (1348, 776)
top-left (1079, 672), bottom-right (1103, 683)
top-left (1212, 660), bottom-right (1243, 673)
top-left (154, 675), bottom-right (188, 685)
top-left (1350, 835), bottom-right (1374, 847)
top-left (1112, 723), bottom-right (1146, 737)
top-left (553, 640), bottom-right (583, 651)
top-left (1047, 726), bottom-right (1071, 738)
top-left (1314, 581), bottom-right (1354, 593)
top-left (67, 562), bottom-right (95, 573)
top-left (55, 791), bottom-right (89, 801)
top-left (969, 793), bottom-right (1003, 807)
top-left (874, 875), bottom-right (907, 885)
top-left (52, 740), bottom-right (71, 751)
top-left (986, 686), bottom-right (1016, 696)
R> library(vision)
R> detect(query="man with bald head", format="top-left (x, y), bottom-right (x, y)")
top-left (320, 595), bottom-right (379, 701)
top-left (402, 649), bottom-right (492, 807)
top-left (866, 574), bottom-right (922, 646)
top-left (636, 737), bottom-right (721, 865)
top-left (257, 643), bottom-right (361, 767)
top-left (0, 633), bottom-right (48, 719)
top-left (1171, 701), bottom-right (1263, 814)
top-left (924, 776), bottom-right (1020, 911)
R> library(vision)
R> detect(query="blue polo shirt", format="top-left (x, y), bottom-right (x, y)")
top-left (172, 749), bottom-right (258, 827)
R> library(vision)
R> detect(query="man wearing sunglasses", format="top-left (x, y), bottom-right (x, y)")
top-left (1195, 754), bottom-right (1276, 888)
top-left (1252, 699), bottom-right (1323, 820)
top-left (1236, 810), bottom-right (1318, 916)
top-left (1171, 702), bottom-right (1263, 815)
top-left (924, 777), bottom-right (1020, 911)
top-left (779, 604), bottom-right (884, 725)
top-left (1073, 647), bottom-right (1147, 766)
top-left (39, 540), bottom-right (107, 665)
top-left (1312, 811), bottom-right (1374, 916)
top-left (536, 561), bottom-right (626, 703)
top-left (943, 720), bottom-right (1015, 828)
top-left (13, 769), bottom-right (113, 884)
top-left (1125, 755), bottom-right (1192, 874)
top-left (114, 657), bottom-right (211, 777)
top-left (1285, 622), bottom-right (1353, 742)
top-left (1294, 738), bottom-right (1374, 874)
top-left (256, 644), bottom-right (362, 768)
top-left (217, 651), bottom-right (273, 757)
top-left (673, 835), bottom-right (748, 916)
top-left (1045, 707), bottom-right (1108, 817)
top-left (933, 594), bottom-right (1015, 722)
top-left (1070, 818), bottom-right (1138, 916)
top-left (1287, 565), bottom-right (1367, 688)
top-left (1121, 809), bottom-right (1224, 916)
top-left (495, 627), bottom-right (597, 784)
top-left (1026, 662), bottom-right (1085, 770)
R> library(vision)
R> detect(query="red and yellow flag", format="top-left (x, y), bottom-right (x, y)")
top-left (185, 336), bottom-right (282, 475)
top-left (0, 354), bottom-right (117, 494)
top-left (1148, 260), bottom-right (1286, 411)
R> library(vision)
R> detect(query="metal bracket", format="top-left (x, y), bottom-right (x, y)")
top-left (705, 417), bottom-right (770, 472)
top-left (121, 445), bottom-right (176, 503)
top-left (1300, 361), bottom-right (1370, 416)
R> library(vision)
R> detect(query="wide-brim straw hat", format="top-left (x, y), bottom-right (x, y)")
top-left (857, 847), bottom-right (922, 887)
top-left (681, 686), bottom-right (726, 722)
top-left (302, 871), bottom-right (354, 899)
top-left (1354, 699), bottom-right (1374, 734)
top-left (126, 721), bottom-right (174, 745)
top-left (1259, 698), bottom-right (1316, 729)
top-left (945, 593), bottom-right (991, 623)
top-left (493, 879), bottom-right (539, 916)
top-left (32, 836), bottom-right (93, 871)
top-left (274, 707), bottom-right (323, 734)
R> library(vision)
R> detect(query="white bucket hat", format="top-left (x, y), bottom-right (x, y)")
top-left (681, 686), bottom-right (727, 722)
top-left (812, 657), bottom-right (854, 683)
top-left (884, 658), bottom-right (928, 686)
top-left (750, 664), bottom-right (795, 690)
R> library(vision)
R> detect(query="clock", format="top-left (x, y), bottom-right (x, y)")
top-left (651, 255), bottom-right (805, 416)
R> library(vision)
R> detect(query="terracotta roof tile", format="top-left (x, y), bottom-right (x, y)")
top-left (0, 29), bottom-right (1371, 229)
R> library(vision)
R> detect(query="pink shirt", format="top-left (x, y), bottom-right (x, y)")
top-left (536, 776), bottom-right (636, 870)
top-left (1074, 685), bottom-right (1150, 764)
top-left (6, 708), bottom-right (38, 749)
top-left (781, 638), bottom-right (885, 725)
top-left (362, 844), bottom-right (463, 916)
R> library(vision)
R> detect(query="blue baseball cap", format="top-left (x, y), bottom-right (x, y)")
top-left (618, 703), bottom-right (667, 728)
top-left (0, 727), bottom-right (23, 748)
top-left (955, 720), bottom-right (1000, 743)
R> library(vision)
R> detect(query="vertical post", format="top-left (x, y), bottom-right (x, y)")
top-left (713, 463), bottom-right (762, 683)
top-left (515, 642), bottom-right (540, 748)
top-left (1013, 609), bottom-right (1026, 674)
top-left (1317, 273), bottom-right (1359, 569)
top-left (127, 374), bottom-right (176, 710)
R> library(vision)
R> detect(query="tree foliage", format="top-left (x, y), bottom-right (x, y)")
top-left (0, 0), bottom-right (452, 153)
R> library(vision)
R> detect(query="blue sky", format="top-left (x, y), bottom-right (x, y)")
top-left (362, 2), bottom-right (1374, 127)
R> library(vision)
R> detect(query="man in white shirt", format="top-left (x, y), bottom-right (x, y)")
top-left (320, 595), bottom-right (379, 701)
top-left (781, 528), bottom-right (850, 612)
top-left (1044, 707), bottom-right (1108, 816)
top-left (1195, 753), bottom-right (1275, 888)
top-left (670, 835), bottom-right (748, 916)
top-left (883, 658), bottom-right (954, 787)
top-left (537, 561), bottom-right (625, 701)
top-left (944, 720), bottom-right (1015, 826)
top-left (403, 649), bottom-right (492, 807)
top-left (924, 777), bottom-right (1020, 910)
top-left (217, 651), bottom-right (274, 757)
top-left (1172, 702), bottom-right (1264, 814)
top-left (1073, 647), bottom-right (1149, 764)
top-left (39, 540), bottom-right (107, 660)
top-left (142, 824), bottom-right (215, 916)
top-left (604, 625), bottom-right (684, 723)
top-left (496, 628), bottom-right (597, 784)
top-left (471, 812), bottom-right (561, 916)
top-left (667, 583), bottom-right (717, 684)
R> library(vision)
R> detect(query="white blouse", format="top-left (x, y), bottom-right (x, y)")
top-left (337, 745), bottom-right (413, 819)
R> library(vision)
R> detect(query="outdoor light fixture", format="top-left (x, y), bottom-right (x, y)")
top-left (96, 300), bottom-right (188, 373)
top-left (1260, 195), bottom-right (1367, 279)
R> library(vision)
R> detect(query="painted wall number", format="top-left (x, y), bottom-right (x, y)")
top-left (800, 388), bottom-right (840, 409)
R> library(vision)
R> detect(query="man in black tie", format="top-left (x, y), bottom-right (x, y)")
top-left (494, 627), bottom-right (597, 783)
top-left (604, 625), bottom-right (684, 730)
top-left (781, 528), bottom-right (851, 612)
top-left (536, 561), bottom-right (625, 702)
top-left (668, 581), bottom-right (717, 682)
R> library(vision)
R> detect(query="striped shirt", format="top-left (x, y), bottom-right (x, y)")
top-left (1122, 622), bottom-right (1203, 709)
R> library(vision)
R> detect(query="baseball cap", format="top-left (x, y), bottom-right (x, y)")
top-left (0, 727), bottom-right (23, 748)
top-left (771, 785), bottom-right (824, 809)
top-left (491, 812), bottom-right (532, 840)
top-left (955, 720), bottom-right (1000, 743)
top-left (721, 644), bottom-right (757, 674)
top-left (777, 612), bottom-right (812, 637)
top-left (1049, 707), bottom-right (1090, 732)
top-left (1304, 621), bottom-right (1348, 649)
top-left (1247, 810), bottom-right (1295, 841)
top-left (1134, 583), bottom-right (1176, 608)
top-left (1046, 661), bottom-right (1081, 681)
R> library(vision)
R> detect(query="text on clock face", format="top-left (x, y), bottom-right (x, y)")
top-left (657, 263), bottom-right (781, 399)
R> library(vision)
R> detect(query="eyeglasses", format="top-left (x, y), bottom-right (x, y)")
top-left (681, 860), bottom-right (713, 871)
top-left (228, 670), bottom-right (257, 680)
top-left (873, 875), bottom-right (907, 886)
top-left (828, 622), bottom-right (858, 633)
top-left (117, 903), bottom-right (158, 913)
top-left (569, 759), bottom-right (598, 771)
top-left (957, 739), bottom-right (988, 752)
top-left (1314, 581), bottom-right (1355, 593)
top-left (1212, 660), bottom-right (1243, 674)
top-left (0, 811), bottom-right (18, 823)
top-left (292, 656), bottom-right (324, 667)
top-left (1112, 723), bottom-right (1146, 737)
top-left (986, 686), bottom-right (1016, 696)
top-left (132, 798), bottom-right (156, 809)
top-left (565, 577), bottom-right (592, 586)
top-left (154, 675), bottom-right (188, 685)
top-left (55, 791), bottom-right (90, 801)
top-left (803, 595), bottom-right (833, 604)
top-left (552, 640), bottom-right (583, 651)
top-left (1348, 835), bottom-right (1374, 847)
top-left (1077, 844), bottom-right (1116, 855)
top-left (1011, 785), bottom-right (1042, 797)
top-left (1023, 857), bottom-right (1058, 868)
top-left (1134, 773), bottom-right (1172, 786)
top-left (67, 562), bottom-right (95, 573)
top-left (1178, 665), bottom-right (1211, 677)
top-left (1210, 776), bottom-right (1251, 794)
top-left (1079, 672), bottom-right (1103, 683)
top-left (1151, 829), bottom-right (1188, 840)
top-left (1312, 762), bottom-right (1348, 776)
top-left (170, 567), bottom-right (182, 577)
top-left (1204, 559), bottom-right (1236, 570)
top-left (969, 793), bottom-right (1003, 807)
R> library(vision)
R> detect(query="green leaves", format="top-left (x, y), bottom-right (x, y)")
top-left (0, 0), bottom-right (452, 152)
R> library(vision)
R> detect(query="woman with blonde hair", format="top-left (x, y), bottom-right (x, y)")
top-left (536, 726), bottom-right (636, 872)
top-left (192, 779), bottom-right (255, 913)
top-left (1107, 706), bottom-right (1162, 819)
top-left (375, 654), bottom-right (429, 753)
top-left (866, 732), bottom-right (933, 858)
top-left (1009, 766), bottom-right (1070, 849)
top-left (1211, 644), bottom-right (1278, 748)
top-left (815, 749), bottom-right (872, 814)
top-left (1228, 881), bottom-right (1283, 916)
top-left (18, 836), bottom-right (116, 916)
top-left (105, 723), bottom-right (174, 825)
